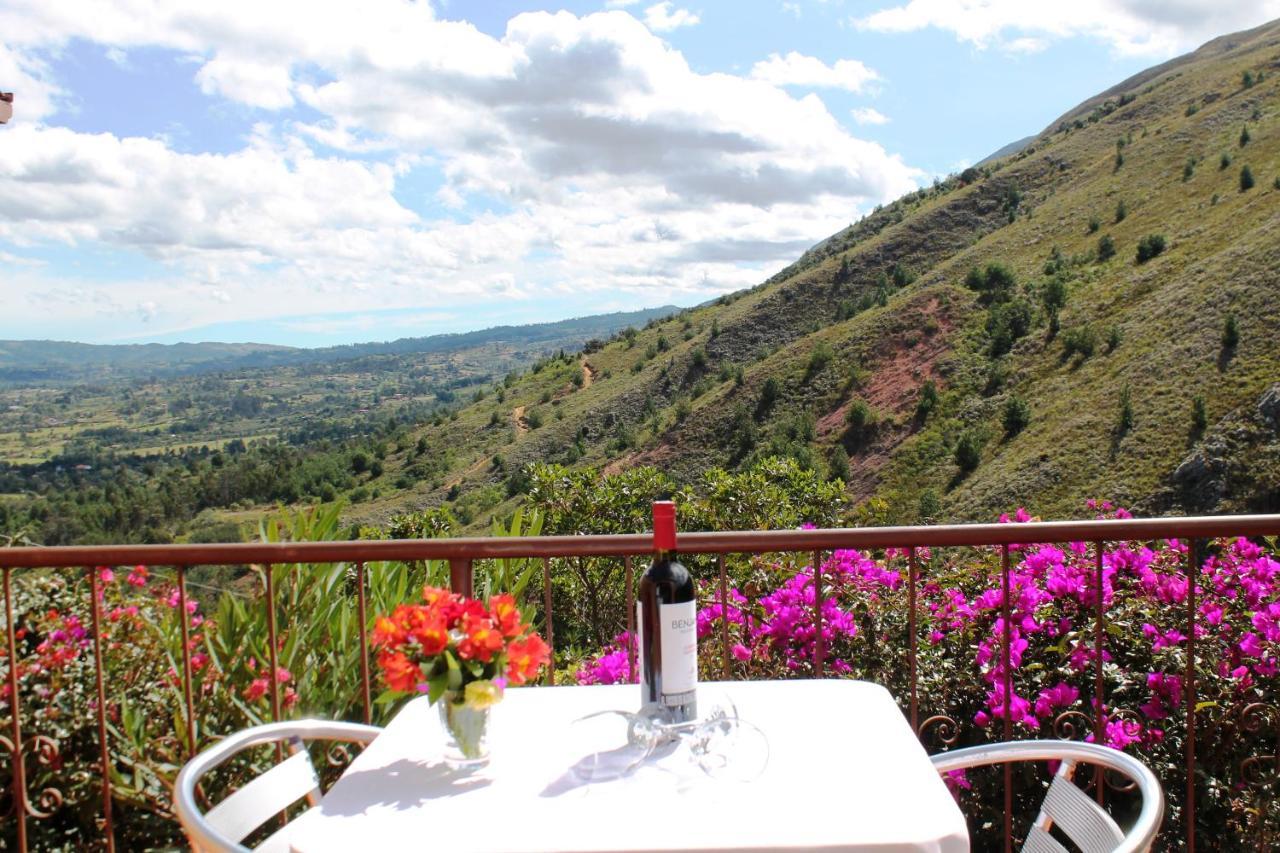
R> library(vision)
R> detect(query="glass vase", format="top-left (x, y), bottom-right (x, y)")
top-left (439, 692), bottom-right (492, 769)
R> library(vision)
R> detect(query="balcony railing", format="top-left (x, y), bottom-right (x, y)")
top-left (3, 513), bottom-right (1280, 851)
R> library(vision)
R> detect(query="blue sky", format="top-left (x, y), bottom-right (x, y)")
top-left (2, 0), bottom-right (1277, 347)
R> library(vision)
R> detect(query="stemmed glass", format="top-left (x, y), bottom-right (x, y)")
top-left (566, 693), bottom-right (769, 784)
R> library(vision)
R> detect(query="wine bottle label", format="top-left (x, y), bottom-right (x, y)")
top-left (659, 600), bottom-right (697, 697)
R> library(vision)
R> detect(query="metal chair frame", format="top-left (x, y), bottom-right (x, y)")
top-left (930, 740), bottom-right (1163, 853)
top-left (173, 719), bottom-right (383, 852)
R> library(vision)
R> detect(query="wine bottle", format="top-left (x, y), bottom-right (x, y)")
top-left (638, 500), bottom-right (697, 724)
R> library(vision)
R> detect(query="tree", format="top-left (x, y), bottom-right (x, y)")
top-left (1243, 70), bottom-right (1256, 89)
top-left (954, 431), bottom-right (981, 473)
top-left (1183, 157), bottom-right (1195, 182)
top-left (915, 381), bottom-right (939, 423)
top-left (756, 377), bottom-right (782, 419)
top-left (1135, 234), bottom-right (1166, 264)
top-left (826, 447), bottom-right (850, 484)
top-left (1087, 215), bottom-right (1100, 233)
top-left (1241, 165), bottom-right (1255, 192)
top-left (1240, 125), bottom-right (1251, 147)
top-left (1220, 152), bottom-right (1232, 171)
top-left (843, 398), bottom-right (879, 451)
top-left (1191, 395), bottom-right (1208, 437)
top-left (1097, 234), bottom-right (1116, 262)
top-left (1117, 386), bottom-right (1134, 436)
top-left (1114, 199), bottom-right (1127, 223)
top-left (806, 341), bottom-right (835, 378)
top-left (1002, 396), bottom-right (1031, 437)
top-left (1043, 277), bottom-right (1066, 313)
top-left (1222, 315), bottom-right (1239, 351)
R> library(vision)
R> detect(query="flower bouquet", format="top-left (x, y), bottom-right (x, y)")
top-left (372, 585), bottom-right (551, 767)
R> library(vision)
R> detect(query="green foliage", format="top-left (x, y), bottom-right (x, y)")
top-left (1042, 276), bottom-right (1067, 313)
top-left (915, 380), bottom-right (940, 423)
top-left (1002, 396), bottom-right (1031, 437)
top-left (1135, 234), bottom-right (1167, 264)
top-left (1222, 315), bottom-right (1239, 351)
top-left (1087, 215), bottom-right (1100, 233)
top-left (842, 398), bottom-right (880, 452)
top-left (826, 446), bottom-right (850, 484)
top-left (1117, 385), bottom-right (1134, 435)
top-left (1097, 233), bottom-right (1116, 261)
top-left (1107, 325), bottom-right (1123, 352)
top-left (953, 431), bottom-right (982, 472)
top-left (1220, 151), bottom-right (1232, 170)
top-left (987, 299), bottom-right (1033, 356)
top-left (756, 376), bottom-right (782, 419)
top-left (1240, 125), bottom-right (1251, 147)
top-left (524, 408), bottom-right (544, 429)
top-left (1240, 165), bottom-right (1255, 192)
top-left (964, 263), bottom-right (1017, 306)
top-left (1191, 395), bottom-right (1208, 437)
top-left (1183, 157), bottom-right (1196, 181)
top-left (1061, 326), bottom-right (1097, 361)
top-left (1185, 102), bottom-right (1199, 117)
top-left (1243, 69), bottom-right (1256, 89)
top-left (1114, 199), bottom-right (1127, 223)
top-left (806, 340), bottom-right (835, 378)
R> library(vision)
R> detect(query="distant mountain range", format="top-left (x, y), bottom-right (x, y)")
top-left (0, 306), bottom-right (678, 384)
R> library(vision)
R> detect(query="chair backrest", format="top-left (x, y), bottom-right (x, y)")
top-left (929, 739), bottom-right (1163, 853)
top-left (174, 720), bottom-right (382, 853)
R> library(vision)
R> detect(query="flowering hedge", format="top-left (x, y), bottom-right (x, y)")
top-left (576, 504), bottom-right (1280, 848)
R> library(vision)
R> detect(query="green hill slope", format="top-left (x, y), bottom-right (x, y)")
top-left (354, 18), bottom-right (1280, 529)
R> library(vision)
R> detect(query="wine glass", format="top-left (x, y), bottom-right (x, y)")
top-left (566, 693), bottom-right (769, 784)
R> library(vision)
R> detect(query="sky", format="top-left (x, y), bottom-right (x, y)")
top-left (2, 1), bottom-right (1279, 347)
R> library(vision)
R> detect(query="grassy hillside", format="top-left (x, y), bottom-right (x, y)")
top-left (352, 19), bottom-right (1280, 530)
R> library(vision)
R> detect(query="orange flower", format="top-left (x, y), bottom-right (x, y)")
top-left (489, 594), bottom-right (527, 638)
top-left (411, 612), bottom-right (450, 656)
top-left (372, 614), bottom-right (406, 648)
top-left (505, 634), bottom-right (551, 686)
top-left (457, 617), bottom-right (504, 663)
top-left (377, 649), bottom-right (424, 693)
top-left (421, 585), bottom-right (453, 609)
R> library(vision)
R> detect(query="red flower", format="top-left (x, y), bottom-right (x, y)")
top-left (506, 634), bottom-right (551, 686)
top-left (377, 649), bottom-right (424, 693)
top-left (490, 594), bottom-right (526, 638)
top-left (458, 617), bottom-right (504, 663)
top-left (372, 613), bottom-right (406, 647)
top-left (243, 677), bottom-right (269, 702)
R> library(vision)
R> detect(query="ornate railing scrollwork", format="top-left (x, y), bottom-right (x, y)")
top-left (918, 714), bottom-right (960, 749)
top-left (0, 733), bottom-right (65, 820)
top-left (1052, 710), bottom-right (1093, 741)
top-left (1238, 703), bottom-right (1280, 790)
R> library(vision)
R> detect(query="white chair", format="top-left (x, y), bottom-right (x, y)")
top-left (173, 719), bottom-right (382, 852)
top-left (930, 740), bottom-right (1163, 853)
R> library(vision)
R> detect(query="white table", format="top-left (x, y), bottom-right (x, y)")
top-left (288, 680), bottom-right (968, 852)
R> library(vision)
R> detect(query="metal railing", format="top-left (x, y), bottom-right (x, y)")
top-left (3, 513), bottom-right (1280, 851)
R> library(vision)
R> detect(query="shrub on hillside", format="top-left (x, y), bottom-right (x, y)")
top-left (1097, 234), bottom-right (1116, 261)
top-left (1002, 396), bottom-right (1031, 436)
top-left (915, 380), bottom-right (940, 423)
top-left (1191, 395), bottom-right (1208, 437)
top-left (964, 263), bottom-right (1017, 305)
top-left (1220, 152), bottom-right (1232, 171)
top-left (1240, 125), bottom-right (1251, 147)
top-left (1241, 165), bottom-right (1255, 192)
top-left (1114, 199), bottom-right (1127, 223)
top-left (1135, 234), bottom-right (1167, 264)
top-left (806, 341), bottom-right (835, 378)
top-left (1061, 326), bottom-right (1097, 360)
top-left (1222, 315), bottom-right (1239, 351)
top-left (843, 398), bottom-right (880, 451)
top-left (953, 430), bottom-right (982, 472)
top-left (987, 299), bottom-right (1033, 356)
top-left (756, 376), bottom-right (782, 419)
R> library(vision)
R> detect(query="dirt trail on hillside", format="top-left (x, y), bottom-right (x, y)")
top-left (582, 360), bottom-right (597, 388)
top-left (512, 405), bottom-right (530, 435)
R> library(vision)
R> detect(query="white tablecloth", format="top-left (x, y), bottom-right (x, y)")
top-left (288, 680), bottom-right (968, 852)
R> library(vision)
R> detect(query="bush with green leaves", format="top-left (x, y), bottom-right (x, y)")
top-left (1135, 234), bottom-right (1166, 264)
top-left (1097, 233), bottom-right (1116, 262)
top-left (1002, 396), bottom-right (1031, 437)
top-left (1241, 165), bottom-right (1255, 192)
top-left (953, 430), bottom-right (982, 472)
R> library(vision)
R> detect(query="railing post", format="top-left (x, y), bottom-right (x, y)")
top-left (1092, 541), bottom-right (1108, 804)
top-left (624, 556), bottom-right (636, 684)
top-left (87, 567), bottom-right (116, 852)
top-left (449, 558), bottom-right (474, 599)
top-left (812, 551), bottom-right (825, 676)
top-left (1001, 544), bottom-right (1012, 853)
top-left (356, 562), bottom-right (371, 725)
top-left (718, 554), bottom-right (731, 681)
top-left (541, 558), bottom-right (555, 685)
top-left (1186, 538), bottom-right (1203, 853)
top-left (175, 567), bottom-right (196, 758)
top-left (908, 548), bottom-right (918, 733)
top-left (3, 566), bottom-right (28, 852)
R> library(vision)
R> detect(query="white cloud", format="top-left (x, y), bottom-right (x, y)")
top-left (0, 3), bottom-right (923, 341)
top-left (643, 2), bottom-right (700, 31)
top-left (856, 0), bottom-right (1280, 56)
top-left (850, 106), bottom-right (890, 125)
top-left (751, 51), bottom-right (879, 93)
top-left (782, 3), bottom-right (802, 18)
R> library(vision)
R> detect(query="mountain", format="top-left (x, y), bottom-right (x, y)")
top-left (348, 18), bottom-right (1280, 527)
top-left (0, 307), bottom-right (678, 385)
